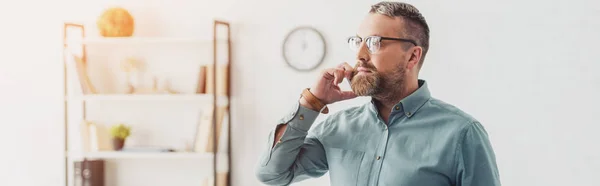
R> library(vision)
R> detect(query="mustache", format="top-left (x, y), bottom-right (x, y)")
top-left (353, 61), bottom-right (377, 71)
top-left (351, 61), bottom-right (377, 79)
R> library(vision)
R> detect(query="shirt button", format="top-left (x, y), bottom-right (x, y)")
top-left (299, 114), bottom-right (304, 120)
top-left (395, 106), bottom-right (400, 110)
top-left (406, 112), bottom-right (412, 116)
top-left (376, 156), bottom-right (381, 160)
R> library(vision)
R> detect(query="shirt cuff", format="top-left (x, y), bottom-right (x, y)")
top-left (277, 101), bottom-right (320, 132)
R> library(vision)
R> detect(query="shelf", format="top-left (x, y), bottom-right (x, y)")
top-left (63, 21), bottom-right (232, 186)
top-left (66, 94), bottom-right (228, 105)
top-left (67, 151), bottom-right (227, 160)
top-left (78, 37), bottom-right (228, 45)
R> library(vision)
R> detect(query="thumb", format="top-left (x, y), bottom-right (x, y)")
top-left (340, 91), bottom-right (358, 100)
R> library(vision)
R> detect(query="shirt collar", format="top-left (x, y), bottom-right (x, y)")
top-left (399, 79), bottom-right (431, 118)
top-left (368, 79), bottom-right (431, 118)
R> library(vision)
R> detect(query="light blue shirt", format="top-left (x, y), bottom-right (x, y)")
top-left (256, 80), bottom-right (501, 186)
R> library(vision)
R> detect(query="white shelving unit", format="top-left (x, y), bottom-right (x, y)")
top-left (62, 20), bottom-right (232, 186)
top-left (66, 94), bottom-right (229, 106)
top-left (83, 37), bottom-right (211, 44)
top-left (80, 37), bottom-right (230, 45)
top-left (67, 151), bottom-right (228, 160)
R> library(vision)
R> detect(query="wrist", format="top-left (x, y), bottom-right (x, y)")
top-left (299, 96), bottom-right (318, 111)
top-left (308, 88), bottom-right (328, 105)
top-left (300, 88), bottom-right (329, 114)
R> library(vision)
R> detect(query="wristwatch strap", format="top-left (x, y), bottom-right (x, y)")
top-left (301, 88), bottom-right (329, 114)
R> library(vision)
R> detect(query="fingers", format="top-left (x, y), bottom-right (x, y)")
top-left (337, 62), bottom-right (355, 81)
top-left (324, 62), bottom-right (355, 85)
top-left (336, 62), bottom-right (354, 71)
top-left (338, 62), bottom-right (354, 70)
top-left (340, 91), bottom-right (357, 100)
top-left (342, 62), bottom-right (354, 80)
top-left (322, 68), bottom-right (344, 85)
top-left (321, 68), bottom-right (335, 80)
top-left (316, 64), bottom-right (359, 104)
top-left (333, 68), bottom-right (345, 85)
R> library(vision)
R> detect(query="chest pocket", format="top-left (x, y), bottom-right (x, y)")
top-left (326, 147), bottom-right (366, 186)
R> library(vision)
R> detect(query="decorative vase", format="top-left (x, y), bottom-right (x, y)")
top-left (97, 7), bottom-right (135, 37)
top-left (112, 138), bottom-right (125, 150)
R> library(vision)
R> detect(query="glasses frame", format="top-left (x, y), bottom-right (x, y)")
top-left (347, 35), bottom-right (418, 53)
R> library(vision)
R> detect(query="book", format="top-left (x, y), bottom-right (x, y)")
top-left (196, 65), bottom-right (207, 93)
top-left (74, 159), bottom-right (104, 186)
top-left (193, 106), bottom-right (228, 152)
top-left (205, 64), bottom-right (229, 96)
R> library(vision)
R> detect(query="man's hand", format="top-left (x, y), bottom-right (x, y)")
top-left (279, 62), bottom-right (357, 147)
top-left (308, 62), bottom-right (357, 105)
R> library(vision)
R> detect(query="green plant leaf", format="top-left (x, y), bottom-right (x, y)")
top-left (110, 124), bottom-right (131, 139)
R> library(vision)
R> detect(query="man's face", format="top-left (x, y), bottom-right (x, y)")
top-left (350, 13), bottom-right (412, 97)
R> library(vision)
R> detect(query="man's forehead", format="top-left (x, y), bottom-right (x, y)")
top-left (357, 13), bottom-right (405, 38)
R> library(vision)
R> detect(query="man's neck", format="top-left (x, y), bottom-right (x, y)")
top-left (373, 79), bottom-right (419, 123)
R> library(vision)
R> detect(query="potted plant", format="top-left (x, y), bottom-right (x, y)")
top-left (110, 124), bottom-right (131, 151)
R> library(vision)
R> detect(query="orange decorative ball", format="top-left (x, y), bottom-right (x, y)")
top-left (97, 7), bottom-right (135, 37)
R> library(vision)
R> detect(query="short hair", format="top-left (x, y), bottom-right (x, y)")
top-left (369, 1), bottom-right (430, 68)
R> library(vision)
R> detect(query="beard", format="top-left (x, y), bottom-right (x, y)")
top-left (350, 62), bottom-right (406, 99)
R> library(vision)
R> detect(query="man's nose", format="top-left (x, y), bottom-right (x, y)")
top-left (355, 42), bottom-right (370, 63)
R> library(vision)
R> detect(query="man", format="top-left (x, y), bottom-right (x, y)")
top-left (256, 1), bottom-right (501, 186)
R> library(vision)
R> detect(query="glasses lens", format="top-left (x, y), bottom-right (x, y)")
top-left (348, 36), bottom-right (361, 51)
top-left (366, 37), bottom-right (380, 53)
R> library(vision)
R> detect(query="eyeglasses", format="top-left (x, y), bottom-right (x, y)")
top-left (347, 36), bottom-right (418, 54)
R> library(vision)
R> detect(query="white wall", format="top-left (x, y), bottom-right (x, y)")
top-left (233, 0), bottom-right (600, 185)
top-left (1, 0), bottom-right (599, 186)
top-left (0, 1), bottom-right (65, 186)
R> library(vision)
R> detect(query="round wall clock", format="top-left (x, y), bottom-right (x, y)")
top-left (282, 26), bottom-right (326, 71)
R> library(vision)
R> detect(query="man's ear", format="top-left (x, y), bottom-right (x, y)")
top-left (406, 46), bottom-right (423, 70)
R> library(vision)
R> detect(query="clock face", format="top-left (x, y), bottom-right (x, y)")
top-left (282, 27), bottom-right (326, 71)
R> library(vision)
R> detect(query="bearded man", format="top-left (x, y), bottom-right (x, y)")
top-left (255, 1), bottom-right (501, 186)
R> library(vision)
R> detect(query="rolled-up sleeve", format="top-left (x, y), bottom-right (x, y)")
top-left (456, 122), bottom-right (501, 186)
top-left (256, 101), bottom-right (329, 185)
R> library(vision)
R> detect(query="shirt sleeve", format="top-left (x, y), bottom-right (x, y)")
top-left (456, 121), bottom-right (502, 186)
top-left (255, 101), bottom-right (329, 185)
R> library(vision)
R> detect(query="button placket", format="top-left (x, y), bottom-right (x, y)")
top-left (370, 122), bottom-right (390, 185)
top-left (388, 105), bottom-right (404, 124)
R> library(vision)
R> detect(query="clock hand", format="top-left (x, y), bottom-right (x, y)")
top-left (302, 40), bottom-right (307, 51)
